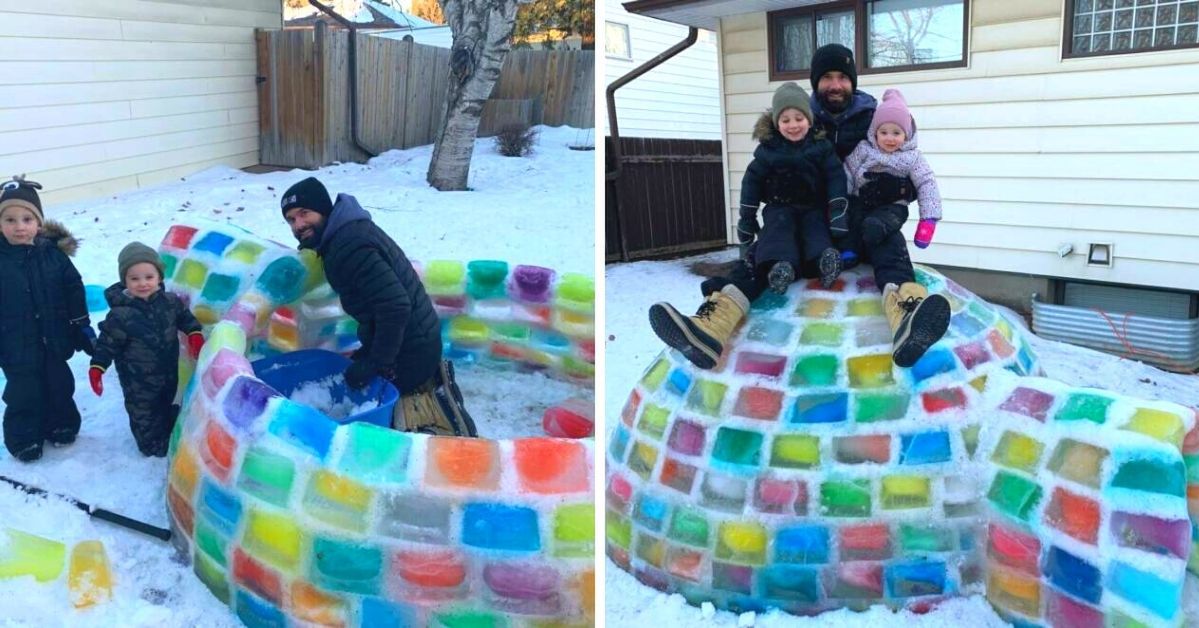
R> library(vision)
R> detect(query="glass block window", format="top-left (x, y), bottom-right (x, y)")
top-left (606, 21), bottom-right (632, 59)
top-left (1067, 0), bottom-right (1199, 57)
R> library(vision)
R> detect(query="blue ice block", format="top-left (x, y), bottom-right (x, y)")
top-left (633, 494), bottom-right (668, 532)
top-left (310, 537), bottom-right (383, 595)
top-left (910, 348), bottom-right (958, 383)
top-left (774, 526), bottom-right (829, 564)
top-left (201, 273), bottom-right (241, 303)
top-left (609, 426), bottom-right (630, 462)
top-left (950, 313), bottom-right (986, 338)
top-left (885, 561), bottom-right (946, 598)
top-left (1045, 546), bottom-right (1101, 604)
top-left (193, 231), bottom-right (234, 256)
top-left (235, 588), bottom-right (286, 628)
top-left (790, 393), bottom-right (848, 424)
top-left (900, 431), bottom-right (952, 464)
top-left (267, 400), bottom-right (336, 460)
top-left (256, 256), bottom-right (307, 304)
top-left (462, 503), bottom-right (540, 551)
top-left (759, 565), bottom-right (821, 602)
top-left (361, 598), bottom-right (421, 626)
top-left (1108, 561), bottom-right (1183, 619)
top-left (747, 319), bottom-right (793, 346)
top-left (198, 478), bottom-right (243, 536)
top-left (667, 368), bottom-right (692, 397)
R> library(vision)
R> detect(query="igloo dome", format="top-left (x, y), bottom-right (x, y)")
top-left (606, 264), bottom-right (1196, 627)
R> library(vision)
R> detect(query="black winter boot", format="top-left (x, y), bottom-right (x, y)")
top-left (818, 248), bottom-right (842, 289)
top-left (767, 261), bottom-right (795, 294)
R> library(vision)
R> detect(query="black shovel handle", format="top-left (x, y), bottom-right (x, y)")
top-left (0, 475), bottom-right (172, 542)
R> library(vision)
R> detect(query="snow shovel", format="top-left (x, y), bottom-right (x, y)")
top-left (0, 475), bottom-right (171, 542)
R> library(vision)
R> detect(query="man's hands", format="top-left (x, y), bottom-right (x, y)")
top-left (859, 172), bottom-right (913, 207)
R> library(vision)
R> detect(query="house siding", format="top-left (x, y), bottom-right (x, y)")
top-left (0, 0), bottom-right (279, 203)
top-left (718, 4), bottom-right (1199, 291)
top-left (604, 0), bottom-right (722, 140)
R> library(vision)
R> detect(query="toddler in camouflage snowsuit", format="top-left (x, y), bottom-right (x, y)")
top-left (89, 242), bottom-right (204, 457)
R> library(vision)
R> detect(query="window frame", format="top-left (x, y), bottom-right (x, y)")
top-left (767, 0), bottom-right (970, 83)
top-left (605, 21), bottom-right (634, 60)
top-left (1062, 0), bottom-right (1199, 59)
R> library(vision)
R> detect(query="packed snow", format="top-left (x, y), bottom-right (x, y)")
top-left (604, 248), bottom-right (1199, 627)
top-left (287, 376), bottom-right (380, 420)
top-left (0, 126), bottom-right (593, 625)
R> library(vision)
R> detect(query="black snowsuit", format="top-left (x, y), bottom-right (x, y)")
top-left (307, 194), bottom-right (442, 393)
top-left (0, 222), bottom-right (89, 460)
top-left (90, 285), bottom-right (201, 456)
top-left (740, 112), bottom-right (847, 280)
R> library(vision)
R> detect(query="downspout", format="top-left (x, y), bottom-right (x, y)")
top-left (606, 27), bottom-right (698, 260)
top-left (308, 0), bottom-right (376, 158)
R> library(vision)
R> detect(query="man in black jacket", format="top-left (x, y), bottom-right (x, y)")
top-left (281, 177), bottom-right (475, 436)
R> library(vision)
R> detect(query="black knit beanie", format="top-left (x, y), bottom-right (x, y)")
top-left (810, 43), bottom-right (857, 92)
top-left (0, 175), bottom-right (44, 224)
top-left (280, 177), bottom-right (333, 219)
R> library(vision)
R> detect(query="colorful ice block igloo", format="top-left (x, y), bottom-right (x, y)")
top-left (158, 223), bottom-right (595, 384)
top-left (606, 264), bottom-right (1197, 626)
top-left (166, 321), bottom-right (595, 626)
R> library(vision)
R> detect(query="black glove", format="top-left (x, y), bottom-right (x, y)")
top-left (344, 359), bottom-right (378, 390)
top-left (859, 172), bottom-right (914, 207)
top-left (72, 324), bottom-right (97, 356)
top-left (736, 215), bottom-right (759, 261)
top-left (827, 197), bottom-right (849, 236)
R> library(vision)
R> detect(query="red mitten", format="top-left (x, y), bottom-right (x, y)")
top-left (187, 332), bottom-right (205, 360)
top-left (89, 366), bottom-right (104, 396)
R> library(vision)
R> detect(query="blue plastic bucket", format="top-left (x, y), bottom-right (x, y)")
top-left (85, 284), bottom-right (108, 313)
top-left (251, 349), bottom-right (398, 428)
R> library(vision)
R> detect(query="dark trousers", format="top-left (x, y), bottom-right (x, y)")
top-left (2, 354), bottom-right (80, 458)
top-left (122, 373), bottom-right (178, 456)
top-left (848, 200), bottom-right (915, 288)
top-left (754, 204), bottom-right (832, 274)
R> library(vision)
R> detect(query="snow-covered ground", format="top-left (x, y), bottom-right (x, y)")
top-left (604, 248), bottom-right (1199, 627)
top-left (0, 126), bottom-right (594, 625)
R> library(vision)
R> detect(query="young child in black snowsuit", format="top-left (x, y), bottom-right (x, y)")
top-left (738, 81), bottom-right (850, 293)
top-left (89, 242), bottom-right (204, 457)
top-left (0, 176), bottom-right (93, 462)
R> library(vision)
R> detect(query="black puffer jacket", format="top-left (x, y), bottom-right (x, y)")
top-left (811, 90), bottom-right (877, 160)
top-left (309, 194), bottom-right (441, 387)
top-left (740, 112), bottom-right (848, 212)
top-left (91, 285), bottom-right (201, 383)
top-left (0, 221), bottom-right (88, 370)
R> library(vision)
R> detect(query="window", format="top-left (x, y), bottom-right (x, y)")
top-left (1065, 0), bottom-right (1199, 58)
top-left (606, 21), bottom-right (632, 59)
top-left (768, 0), bottom-right (968, 82)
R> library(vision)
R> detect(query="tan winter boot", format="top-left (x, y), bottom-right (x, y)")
top-left (648, 284), bottom-right (749, 369)
top-left (883, 282), bottom-right (951, 368)
top-left (392, 361), bottom-right (478, 437)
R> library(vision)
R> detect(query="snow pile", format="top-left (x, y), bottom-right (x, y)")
top-left (287, 376), bottom-right (379, 421)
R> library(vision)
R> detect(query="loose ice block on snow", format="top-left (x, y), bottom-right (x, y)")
top-left (0, 528), bottom-right (65, 582)
top-left (68, 540), bottom-right (113, 608)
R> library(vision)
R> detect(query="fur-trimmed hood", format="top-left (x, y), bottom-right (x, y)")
top-left (752, 111), bottom-right (825, 144)
top-left (39, 219), bottom-right (79, 257)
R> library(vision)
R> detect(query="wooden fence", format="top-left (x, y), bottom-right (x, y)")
top-left (606, 137), bottom-right (727, 262)
top-left (257, 25), bottom-right (594, 169)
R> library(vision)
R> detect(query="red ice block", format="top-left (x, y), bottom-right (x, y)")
top-left (733, 386), bottom-right (784, 420)
top-left (202, 421), bottom-right (237, 480)
top-left (840, 524), bottom-right (891, 560)
top-left (667, 420), bottom-right (705, 456)
top-left (659, 458), bottom-right (697, 494)
top-left (234, 548), bottom-right (282, 605)
top-left (621, 391), bottom-right (641, 427)
top-left (514, 438), bottom-right (589, 494)
top-left (1045, 488), bottom-right (1100, 545)
top-left (921, 387), bottom-right (967, 413)
top-left (607, 474), bottom-right (633, 511)
top-left (1110, 511), bottom-right (1191, 560)
top-left (542, 399), bottom-right (594, 439)
top-left (754, 478), bottom-right (798, 514)
top-left (162, 225), bottom-right (199, 250)
top-left (836, 562), bottom-right (884, 597)
top-left (1046, 587), bottom-right (1104, 627)
top-left (953, 341), bottom-right (991, 370)
top-left (988, 329), bottom-right (1015, 358)
top-left (988, 523), bottom-right (1041, 575)
top-left (999, 386), bottom-right (1055, 422)
top-left (167, 486), bottom-right (194, 536)
top-left (427, 437), bottom-right (499, 489)
top-left (394, 549), bottom-right (466, 589)
top-left (835, 435), bottom-right (892, 464)
top-left (733, 352), bottom-right (787, 378)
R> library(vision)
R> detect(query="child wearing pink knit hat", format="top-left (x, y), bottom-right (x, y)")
top-left (842, 88), bottom-right (942, 250)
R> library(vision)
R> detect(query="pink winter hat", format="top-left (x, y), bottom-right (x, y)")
top-left (870, 88), bottom-right (914, 138)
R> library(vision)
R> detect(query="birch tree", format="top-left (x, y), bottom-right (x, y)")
top-left (427, 0), bottom-right (530, 191)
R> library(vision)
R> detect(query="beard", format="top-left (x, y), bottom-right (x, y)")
top-left (294, 225), bottom-right (324, 249)
top-left (818, 87), bottom-right (852, 114)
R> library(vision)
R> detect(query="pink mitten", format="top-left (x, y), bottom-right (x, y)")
top-left (914, 219), bottom-right (937, 249)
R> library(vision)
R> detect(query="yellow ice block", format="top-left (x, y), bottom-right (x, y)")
top-left (1123, 408), bottom-right (1185, 448)
top-left (0, 528), bottom-right (66, 582)
top-left (68, 540), bottom-right (113, 608)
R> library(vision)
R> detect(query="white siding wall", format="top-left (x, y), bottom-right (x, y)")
top-left (718, 1), bottom-right (1199, 291)
top-left (604, 0), bottom-right (722, 140)
top-left (0, 0), bottom-right (280, 204)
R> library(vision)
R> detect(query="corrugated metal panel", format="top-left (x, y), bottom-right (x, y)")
top-left (1032, 300), bottom-right (1199, 372)
top-left (1063, 283), bottom-right (1192, 320)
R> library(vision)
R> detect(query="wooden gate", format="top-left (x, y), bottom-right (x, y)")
top-left (606, 137), bottom-right (727, 262)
